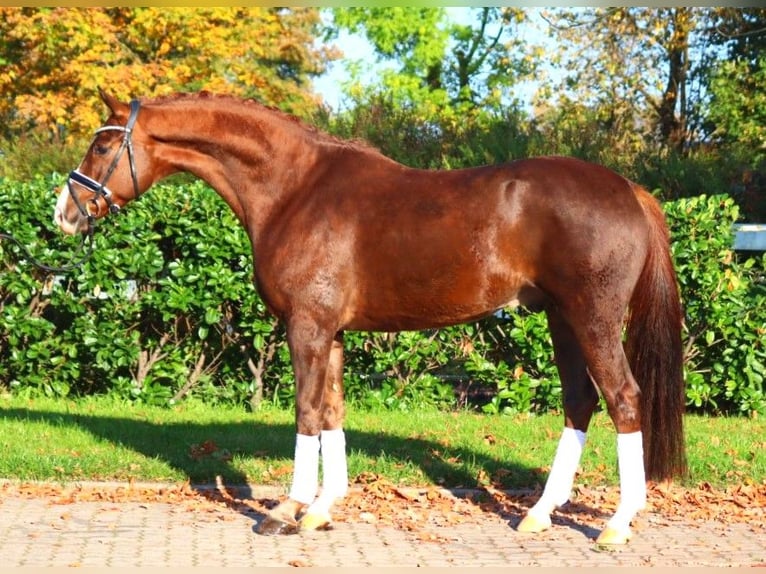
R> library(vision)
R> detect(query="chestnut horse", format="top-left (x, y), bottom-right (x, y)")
top-left (54, 91), bottom-right (686, 544)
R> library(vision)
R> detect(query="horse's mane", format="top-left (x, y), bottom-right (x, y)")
top-left (141, 91), bottom-right (380, 155)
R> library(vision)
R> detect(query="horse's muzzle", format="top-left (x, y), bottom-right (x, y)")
top-left (54, 185), bottom-right (91, 236)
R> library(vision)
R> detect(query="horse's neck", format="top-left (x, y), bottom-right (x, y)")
top-left (152, 101), bottom-right (318, 232)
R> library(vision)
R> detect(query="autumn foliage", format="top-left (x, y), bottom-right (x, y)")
top-left (0, 7), bottom-right (338, 141)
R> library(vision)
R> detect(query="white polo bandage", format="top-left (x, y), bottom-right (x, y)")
top-left (288, 433), bottom-right (320, 505)
top-left (528, 426), bottom-right (587, 517)
top-left (307, 428), bottom-right (349, 516)
top-left (608, 431), bottom-right (647, 531)
top-left (320, 428), bottom-right (348, 498)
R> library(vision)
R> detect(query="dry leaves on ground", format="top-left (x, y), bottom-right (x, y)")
top-left (0, 476), bottom-right (763, 537)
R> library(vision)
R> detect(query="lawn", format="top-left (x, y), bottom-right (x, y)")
top-left (0, 394), bottom-right (763, 490)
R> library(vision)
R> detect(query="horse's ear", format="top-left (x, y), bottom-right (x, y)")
top-left (98, 88), bottom-right (125, 114)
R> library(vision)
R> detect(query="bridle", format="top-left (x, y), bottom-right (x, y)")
top-left (0, 99), bottom-right (143, 274)
top-left (67, 99), bottom-right (142, 219)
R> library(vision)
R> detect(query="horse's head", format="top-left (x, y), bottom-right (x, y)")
top-left (54, 89), bottom-right (157, 235)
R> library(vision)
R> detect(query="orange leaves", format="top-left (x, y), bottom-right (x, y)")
top-left (344, 476), bottom-right (766, 535)
top-left (1, 477), bottom-right (763, 541)
top-left (646, 481), bottom-right (766, 528)
top-left (343, 473), bottom-right (485, 533)
top-left (261, 464), bottom-right (294, 483)
top-left (0, 7), bottom-right (337, 142)
top-left (189, 440), bottom-right (218, 460)
top-left (188, 440), bottom-right (233, 462)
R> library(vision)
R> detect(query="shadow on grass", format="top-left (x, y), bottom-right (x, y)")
top-left (0, 407), bottom-right (605, 538)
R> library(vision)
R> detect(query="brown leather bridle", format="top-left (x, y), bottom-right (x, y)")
top-left (67, 99), bottom-right (141, 219)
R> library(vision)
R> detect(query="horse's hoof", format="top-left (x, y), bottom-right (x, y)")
top-left (596, 526), bottom-right (632, 545)
top-left (255, 515), bottom-right (300, 536)
top-left (517, 512), bottom-right (552, 533)
top-left (299, 512), bottom-right (333, 531)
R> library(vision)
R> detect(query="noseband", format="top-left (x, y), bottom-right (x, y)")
top-left (67, 99), bottom-right (141, 219)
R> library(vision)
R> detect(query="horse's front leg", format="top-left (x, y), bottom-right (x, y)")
top-left (300, 333), bottom-right (347, 530)
top-left (255, 319), bottom-right (346, 535)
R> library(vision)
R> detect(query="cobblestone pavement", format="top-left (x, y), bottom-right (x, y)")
top-left (0, 485), bottom-right (763, 567)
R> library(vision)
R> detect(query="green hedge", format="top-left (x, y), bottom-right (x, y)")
top-left (1, 175), bottom-right (764, 415)
top-left (665, 195), bottom-right (765, 414)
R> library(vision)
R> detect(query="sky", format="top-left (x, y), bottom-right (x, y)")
top-left (311, 28), bottom-right (375, 111)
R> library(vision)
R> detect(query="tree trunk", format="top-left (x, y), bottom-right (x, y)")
top-left (658, 8), bottom-right (694, 152)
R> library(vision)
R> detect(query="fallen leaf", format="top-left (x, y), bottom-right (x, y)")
top-left (189, 440), bottom-right (219, 460)
top-left (359, 511), bottom-right (377, 523)
top-left (1, 476), bottom-right (763, 536)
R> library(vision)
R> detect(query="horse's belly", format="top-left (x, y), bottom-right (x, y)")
top-left (345, 282), bottom-right (544, 332)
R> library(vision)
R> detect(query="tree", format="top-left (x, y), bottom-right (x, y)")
top-left (0, 7), bottom-right (337, 141)
top-left (537, 7), bottom-right (701, 153)
top-left (446, 7), bottom-right (536, 108)
top-left (698, 8), bottom-right (766, 159)
top-left (697, 8), bottom-right (766, 220)
top-left (330, 7), bottom-right (536, 123)
top-left (704, 7), bottom-right (766, 64)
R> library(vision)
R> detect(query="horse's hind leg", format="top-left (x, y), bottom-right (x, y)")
top-left (578, 321), bottom-right (647, 544)
top-left (518, 309), bottom-right (599, 533)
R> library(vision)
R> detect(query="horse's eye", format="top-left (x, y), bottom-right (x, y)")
top-left (94, 144), bottom-right (109, 156)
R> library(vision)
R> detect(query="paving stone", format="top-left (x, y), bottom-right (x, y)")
top-left (0, 495), bottom-right (763, 566)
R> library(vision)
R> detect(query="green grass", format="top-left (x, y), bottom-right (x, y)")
top-left (0, 394), bottom-right (763, 490)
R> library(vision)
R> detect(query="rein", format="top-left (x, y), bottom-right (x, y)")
top-left (0, 223), bottom-right (95, 274)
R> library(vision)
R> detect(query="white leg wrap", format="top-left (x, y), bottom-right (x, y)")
top-left (528, 427), bottom-right (587, 518)
top-left (307, 429), bottom-right (348, 516)
top-left (321, 429), bottom-right (349, 498)
top-left (607, 431), bottom-right (647, 532)
top-left (288, 434), bottom-right (320, 505)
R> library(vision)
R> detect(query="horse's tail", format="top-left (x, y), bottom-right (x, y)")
top-left (626, 185), bottom-right (687, 481)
